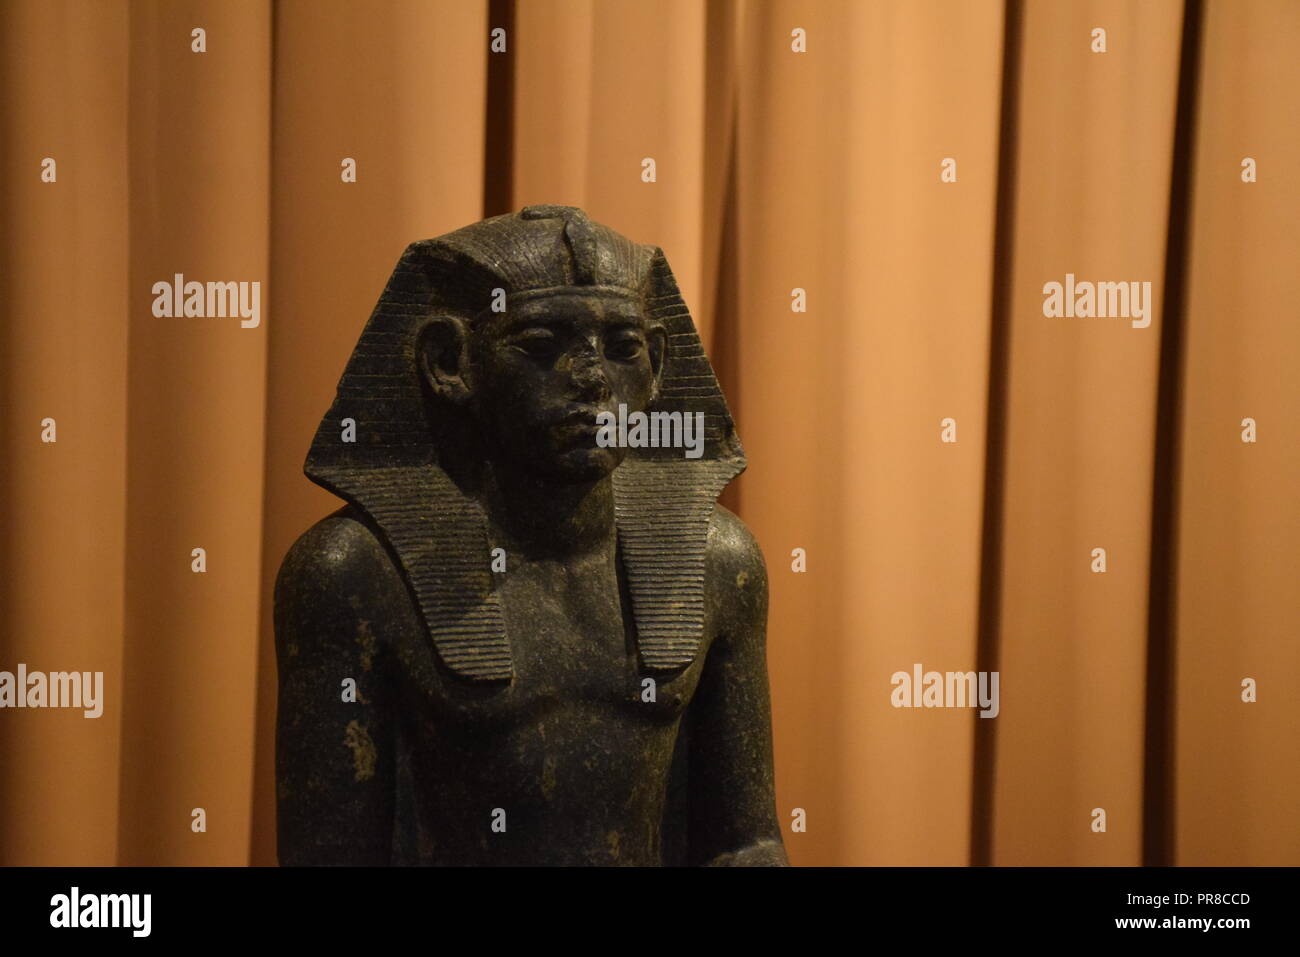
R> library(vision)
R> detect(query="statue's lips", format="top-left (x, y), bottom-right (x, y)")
top-left (551, 406), bottom-right (612, 443)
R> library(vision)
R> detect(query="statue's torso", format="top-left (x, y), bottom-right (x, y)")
top-left (387, 536), bottom-right (711, 865)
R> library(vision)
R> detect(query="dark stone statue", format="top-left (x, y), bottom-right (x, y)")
top-left (274, 205), bottom-right (787, 866)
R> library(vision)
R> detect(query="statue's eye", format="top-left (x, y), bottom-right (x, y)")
top-left (511, 329), bottom-right (559, 359)
top-left (606, 334), bottom-right (644, 361)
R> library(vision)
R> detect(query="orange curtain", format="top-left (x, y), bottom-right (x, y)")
top-left (0, 0), bottom-right (1295, 867)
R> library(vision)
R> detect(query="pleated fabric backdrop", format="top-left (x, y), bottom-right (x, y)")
top-left (0, 0), bottom-right (1295, 866)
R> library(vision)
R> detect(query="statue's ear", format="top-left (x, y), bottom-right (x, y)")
top-left (417, 316), bottom-right (472, 406)
top-left (646, 320), bottom-right (667, 402)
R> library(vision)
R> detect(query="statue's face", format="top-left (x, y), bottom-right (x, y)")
top-left (469, 291), bottom-right (664, 482)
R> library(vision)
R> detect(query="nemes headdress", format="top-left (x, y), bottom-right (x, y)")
top-left (305, 206), bottom-right (744, 681)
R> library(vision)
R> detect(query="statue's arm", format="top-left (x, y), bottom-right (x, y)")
top-left (688, 505), bottom-right (789, 866)
top-left (273, 511), bottom-right (397, 865)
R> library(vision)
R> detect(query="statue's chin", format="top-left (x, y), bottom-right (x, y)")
top-left (519, 446), bottom-right (625, 485)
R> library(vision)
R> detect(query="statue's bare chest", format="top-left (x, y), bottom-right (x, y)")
top-left (404, 553), bottom-right (709, 731)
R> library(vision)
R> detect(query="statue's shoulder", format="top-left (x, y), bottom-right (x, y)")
top-left (275, 505), bottom-right (408, 631)
top-left (279, 505), bottom-right (397, 586)
top-left (707, 504), bottom-right (764, 568)
top-left (705, 504), bottom-right (768, 625)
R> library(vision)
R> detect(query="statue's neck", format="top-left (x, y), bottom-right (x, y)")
top-left (483, 464), bottom-right (616, 558)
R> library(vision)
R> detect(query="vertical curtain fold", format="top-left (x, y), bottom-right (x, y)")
top-left (992, 0), bottom-right (1185, 866)
top-left (732, 0), bottom-right (1004, 865)
top-left (0, 0), bottom-right (130, 866)
top-left (118, 0), bottom-right (272, 865)
top-left (1174, 0), bottom-right (1300, 866)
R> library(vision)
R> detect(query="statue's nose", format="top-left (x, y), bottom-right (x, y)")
top-left (567, 348), bottom-right (611, 402)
